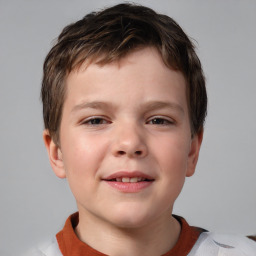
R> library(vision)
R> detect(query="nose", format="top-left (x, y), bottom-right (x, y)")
top-left (111, 122), bottom-right (148, 158)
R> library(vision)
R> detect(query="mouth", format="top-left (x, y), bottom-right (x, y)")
top-left (106, 177), bottom-right (154, 183)
top-left (102, 171), bottom-right (155, 182)
top-left (102, 171), bottom-right (154, 192)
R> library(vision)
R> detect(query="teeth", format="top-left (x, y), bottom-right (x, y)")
top-left (130, 177), bottom-right (138, 183)
top-left (122, 177), bottom-right (130, 183)
top-left (115, 177), bottom-right (147, 183)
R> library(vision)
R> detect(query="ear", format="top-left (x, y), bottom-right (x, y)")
top-left (43, 130), bottom-right (66, 179)
top-left (186, 129), bottom-right (204, 177)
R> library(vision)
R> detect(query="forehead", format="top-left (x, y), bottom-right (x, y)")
top-left (64, 47), bottom-right (187, 111)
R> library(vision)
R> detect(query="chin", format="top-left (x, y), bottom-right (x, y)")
top-left (106, 206), bottom-right (155, 229)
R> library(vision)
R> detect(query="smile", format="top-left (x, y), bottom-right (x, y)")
top-left (102, 171), bottom-right (154, 192)
top-left (109, 177), bottom-right (152, 183)
top-left (102, 171), bottom-right (154, 182)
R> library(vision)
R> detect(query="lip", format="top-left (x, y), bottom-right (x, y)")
top-left (102, 171), bottom-right (155, 193)
top-left (102, 171), bottom-right (154, 181)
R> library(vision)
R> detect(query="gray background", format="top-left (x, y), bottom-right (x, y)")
top-left (0, 0), bottom-right (255, 255)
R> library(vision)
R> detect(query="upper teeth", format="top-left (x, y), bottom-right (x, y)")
top-left (116, 177), bottom-right (145, 183)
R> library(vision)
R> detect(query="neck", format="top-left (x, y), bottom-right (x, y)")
top-left (75, 208), bottom-right (181, 256)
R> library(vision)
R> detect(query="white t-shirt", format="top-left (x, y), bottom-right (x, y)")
top-left (24, 232), bottom-right (256, 256)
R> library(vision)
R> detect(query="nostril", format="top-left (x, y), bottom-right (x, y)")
top-left (116, 150), bottom-right (144, 157)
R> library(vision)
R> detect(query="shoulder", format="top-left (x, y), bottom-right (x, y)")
top-left (22, 237), bottom-right (62, 256)
top-left (189, 232), bottom-right (256, 256)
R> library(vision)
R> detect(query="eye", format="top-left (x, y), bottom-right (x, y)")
top-left (82, 117), bottom-right (110, 126)
top-left (147, 117), bottom-right (174, 125)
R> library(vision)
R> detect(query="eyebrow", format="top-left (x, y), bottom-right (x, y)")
top-left (141, 101), bottom-right (184, 114)
top-left (71, 100), bottom-right (184, 114)
top-left (71, 101), bottom-right (114, 113)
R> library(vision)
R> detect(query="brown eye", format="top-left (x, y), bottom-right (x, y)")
top-left (83, 117), bottom-right (109, 125)
top-left (148, 118), bottom-right (172, 125)
top-left (88, 118), bottom-right (105, 125)
top-left (151, 118), bottom-right (165, 125)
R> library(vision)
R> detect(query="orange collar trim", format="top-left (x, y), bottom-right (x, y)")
top-left (56, 212), bottom-right (203, 256)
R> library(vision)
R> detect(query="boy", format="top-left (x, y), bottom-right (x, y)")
top-left (36, 3), bottom-right (255, 256)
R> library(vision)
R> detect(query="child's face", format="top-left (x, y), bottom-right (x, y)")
top-left (45, 47), bottom-right (202, 228)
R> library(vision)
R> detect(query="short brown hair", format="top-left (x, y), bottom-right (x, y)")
top-left (41, 3), bottom-right (207, 143)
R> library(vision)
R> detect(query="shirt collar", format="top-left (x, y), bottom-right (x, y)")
top-left (56, 212), bottom-right (204, 256)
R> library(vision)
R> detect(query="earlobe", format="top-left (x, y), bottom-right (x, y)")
top-left (186, 130), bottom-right (204, 177)
top-left (43, 130), bottom-right (66, 179)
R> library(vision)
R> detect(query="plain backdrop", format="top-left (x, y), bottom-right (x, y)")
top-left (0, 0), bottom-right (255, 255)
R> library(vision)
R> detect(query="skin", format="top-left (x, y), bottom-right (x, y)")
top-left (43, 47), bottom-right (203, 256)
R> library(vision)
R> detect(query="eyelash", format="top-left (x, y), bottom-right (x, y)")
top-left (146, 117), bottom-right (174, 126)
top-left (82, 117), bottom-right (110, 126)
top-left (81, 116), bottom-right (174, 126)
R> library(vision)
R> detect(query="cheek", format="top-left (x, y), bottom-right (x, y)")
top-left (156, 139), bottom-right (189, 202)
top-left (61, 132), bottom-right (108, 178)
top-left (60, 136), bottom-right (104, 202)
top-left (155, 135), bottom-right (190, 171)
